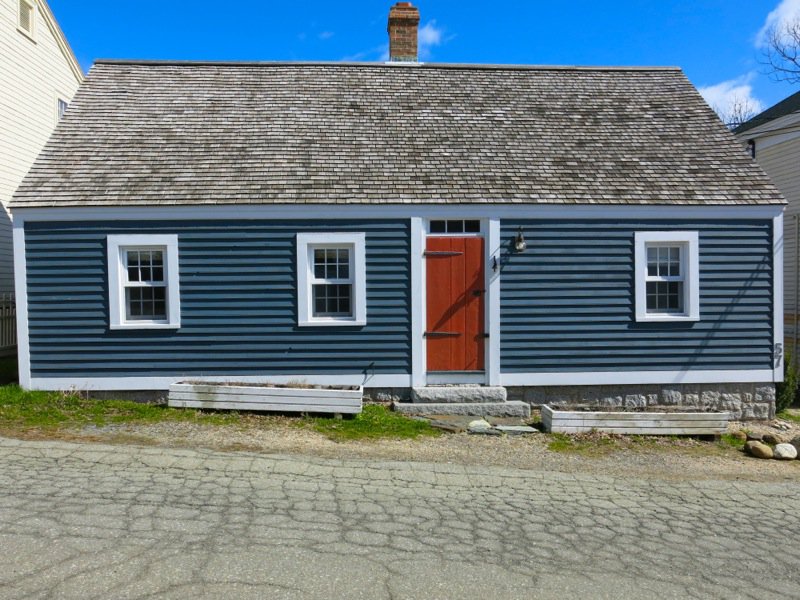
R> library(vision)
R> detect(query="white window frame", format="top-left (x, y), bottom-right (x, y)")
top-left (634, 231), bottom-right (699, 323)
top-left (107, 234), bottom-right (180, 330)
top-left (17, 0), bottom-right (35, 40)
top-left (56, 98), bottom-right (69, 122)
top-left (297, 232), bottom-right (366, 327)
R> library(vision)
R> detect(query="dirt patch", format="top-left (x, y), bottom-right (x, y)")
top-left (4, 411), bottom-right (793, 484)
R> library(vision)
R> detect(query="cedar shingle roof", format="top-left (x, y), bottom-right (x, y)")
top-left (11, 60), bottom-right (784, 208)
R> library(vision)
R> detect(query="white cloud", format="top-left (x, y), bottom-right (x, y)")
top-left (341, 20), bottom-right (451, 62)
top-left (318, 31), bottom-right (335, 41)
top-left (756, 0), bottom-right (800, 47)
top-left (697, 75), bottom-right (764, 121)
top-left (418, 20), bottom-right (445, 60)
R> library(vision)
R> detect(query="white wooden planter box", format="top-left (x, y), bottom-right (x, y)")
top-left (168, 382), bottom-right (363, 414)
top-left (541, 405), bottom-right (731, 435)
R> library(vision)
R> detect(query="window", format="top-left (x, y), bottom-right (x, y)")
top-left (57, 99), bottom-right (68, 121)
top-left (297, 233), bottom-right (366, 326)
top-left (18, 0), bottom-right (34, 38)
top-left (107, 235), bottom-right (180, 329)
top-left (634, 231), bottom-right (699, 322)
top-left (429, 219), bottom-right (481, 234)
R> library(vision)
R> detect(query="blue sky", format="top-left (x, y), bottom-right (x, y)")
top-left (51, 0), bottom-right (800, 116)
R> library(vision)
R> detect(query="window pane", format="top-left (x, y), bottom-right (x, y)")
top-left (646, 244), bottom-right (683, 279)
top-left (430, 221), bottom-right (446, 233)
top-left (464, 220), bottom-right (481, 233)
top-left (126, 249), bottom-right (165, 283)
top-left (312, 284), bottom-right (353, 317)
top-left (313, 249), bottom-right (325, 278)
top-left (126, 285), bottom-right (167, 320)
top-left (446, 220), bottom-right (464, 233)
top-left (128, 288), bottom-right (142, 317)
top-left (126, 251), bottom-right (140, 282)
top-left (312, 247), bottom-right (351, 280)
top-left (337, 248), bottom-right (350, 279)
top-left (646, 281), bottom-right (683, 314)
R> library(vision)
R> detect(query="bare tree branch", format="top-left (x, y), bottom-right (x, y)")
top-left (712, 94), bottom-right (759, 129)
top-left (761, 17), bottom-right (800, 84)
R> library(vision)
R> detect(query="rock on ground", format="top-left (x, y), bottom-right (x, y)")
top-left (773, 443), bottom-right (798, 460)
top-left (745, 440), bottom-right (774, 459)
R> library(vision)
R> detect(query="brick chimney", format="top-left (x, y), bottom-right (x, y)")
top-left (387, 2), bottom-right (420, 62)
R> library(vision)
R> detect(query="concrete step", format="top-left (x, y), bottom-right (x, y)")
top-left (394, 401), bottom-right (530, 418)
top-left (410, 386), bottom-right (507, 404)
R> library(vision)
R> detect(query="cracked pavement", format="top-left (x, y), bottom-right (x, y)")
top-left (0, 437), bottom-right (798, 599)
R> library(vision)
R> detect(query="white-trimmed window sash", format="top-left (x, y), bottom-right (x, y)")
top-left (297, 232), bottom-right (366, 327)
top-left (107, 234), bottom-right (180, 330)
top-left (634, 231), bottom-right (699, 323)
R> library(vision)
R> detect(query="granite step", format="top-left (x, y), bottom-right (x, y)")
top-left (394, 401), bottom-right (530, 418)
top-left (410, 386), bottom-right (507, 404)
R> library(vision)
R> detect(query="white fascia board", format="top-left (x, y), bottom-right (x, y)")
top-left (486, 218), bottom-right (501, 385)
top-left (500, 370), bottom-right (776, 386)
top-left (410, 218), bottom-right (425, 387)
top-left (28, 373), bottom-right (412, 391)
top-left (13, 219), bottom-right (31, 389)
top-left (11, 203), bottom-right (785, 223)
top-left (774, 213), bottom-right (784, 382)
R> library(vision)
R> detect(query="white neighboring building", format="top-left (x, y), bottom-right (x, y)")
top-left (0, 0), bottom-right (83, 293)
top-left (735, 90), bottom-right (800, 362)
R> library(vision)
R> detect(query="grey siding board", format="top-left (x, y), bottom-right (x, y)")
top-left (500, 219), bottom-right (773, 372)
top-left (25, 219), bottom-right (410, 377)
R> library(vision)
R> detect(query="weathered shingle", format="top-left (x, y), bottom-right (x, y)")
top-left (11, 60), bottom-right (784, 208)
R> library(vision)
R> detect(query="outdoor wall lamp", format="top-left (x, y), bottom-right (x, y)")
top-left (514, 227), bottom-right (527, 253)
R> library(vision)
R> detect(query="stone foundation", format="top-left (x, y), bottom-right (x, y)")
top-left (506, 383), bottom-right (776, 421)
top-left (364, 388), bottom-right (411, 403)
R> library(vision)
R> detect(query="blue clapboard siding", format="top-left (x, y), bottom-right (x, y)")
top-left (500, 219), bottom-right (773, 372)
top-left (25, 220), bottom-right (410, 377)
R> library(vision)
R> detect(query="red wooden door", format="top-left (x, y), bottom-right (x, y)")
top-left (425, 237), bottom-right (485, 371)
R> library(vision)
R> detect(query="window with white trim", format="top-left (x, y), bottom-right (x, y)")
top-left (57, 98), bottom-right (68, 121)
top-left (107, 235), bottom-right (180, 329)
top-left (634, 231), bottom-right (699, 322)
top-left (18, 0), bottom-right (34, 38)
top-left (297, 233), bottom-right (366, 326)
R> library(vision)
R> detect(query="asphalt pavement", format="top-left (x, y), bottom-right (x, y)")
top-left (0, 437), bottom-right (798, 599)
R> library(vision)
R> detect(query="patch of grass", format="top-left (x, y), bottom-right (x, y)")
top-left (545, 431), bottom-right (732, 457)
top-left (0, 385), bottom-right (240, 431)
top-left (305, 404), bottom-right (440, 442)
top-left (719, 433), bottom-right (746, 449)
top-left (777, 410), bottom-right (800, 424)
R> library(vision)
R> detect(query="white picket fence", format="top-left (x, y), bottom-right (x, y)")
top-left (0, 294), bottom-right (16, 355)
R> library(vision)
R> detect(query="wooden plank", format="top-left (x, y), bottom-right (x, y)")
top-left (169, 391), bottom-right (361, 407)
top-left (549, 426), bottom-right (726, 435)
top-left (550, 418), bottom-right (727, 429)
top-left (168, 399), bottom-right (362, 414)
top-left (547, 411), bottom-right (732, 421)
top-left (170, 384), bottom-right (362, 399)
